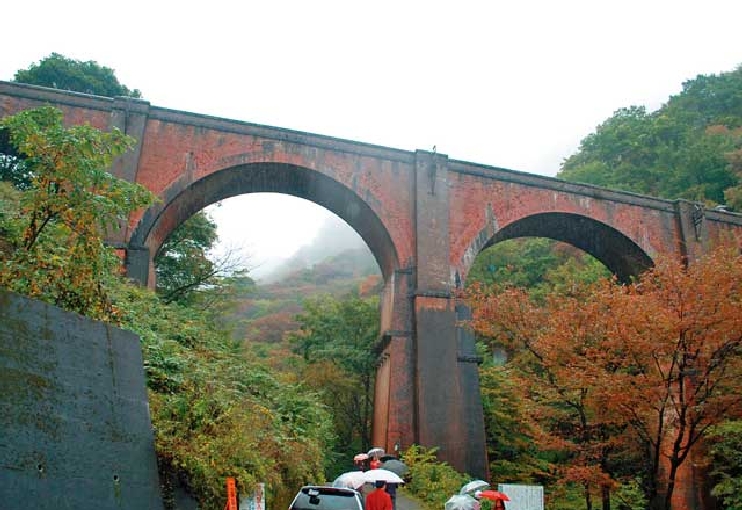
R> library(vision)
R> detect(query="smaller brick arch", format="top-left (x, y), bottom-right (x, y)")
top-left (129, 162), bottom-right (400, 282)
top-left (459, 212), bottom-right (654, 284)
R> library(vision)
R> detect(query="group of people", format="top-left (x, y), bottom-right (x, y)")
top-left (352, 451), bottom-right (398, 510)
top-left (353, 456), bottom-right (382, 471)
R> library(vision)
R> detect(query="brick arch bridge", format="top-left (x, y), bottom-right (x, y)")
top-left (3, 81), bottom-right (742, 482)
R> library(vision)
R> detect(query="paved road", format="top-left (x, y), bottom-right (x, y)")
top-left (397, 490), bottom-right (428, 510)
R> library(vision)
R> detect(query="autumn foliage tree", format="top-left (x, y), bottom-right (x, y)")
top-left (467, 242), bottom-right (742, 510)
top-left (0, 106), bottom-right (153, 320)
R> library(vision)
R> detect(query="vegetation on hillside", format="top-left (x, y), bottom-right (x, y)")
top-left (0, 107), bottom-right (152, 320)
top-left (559, 65), bottom-right (742, 208)
top-left (287, 293), bottom-right (381, 476)
top-left (0, 91), bottom-right (334, 510)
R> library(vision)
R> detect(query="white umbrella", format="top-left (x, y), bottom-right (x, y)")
top-left (367, 447), bottom-right (385, 458)
top-left (446, 494), bottom-right (480, 510)
top-left (460, 480), bottom-right (490, 495)
top-left (332, 471), bottom-right (367, 489)
top-left (361, 468), bottom-right (405, 484)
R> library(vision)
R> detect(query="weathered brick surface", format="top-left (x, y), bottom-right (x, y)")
top-left (447, 165), bottom-right (696, 283)
top-left (0, 290), bottom-right (163, 510)
top-left (5, 80), bottom-right (742, 500)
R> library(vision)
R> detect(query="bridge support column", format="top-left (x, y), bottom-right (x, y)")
top-left (412, 151), bottom-right (487, 478)
top-left (375, 268), bottom-right (416, 455)
top-left (125, 245), bottom-right (152, 287)
top-left (108, 97), bottom-right (150, 245)
top-left (455, 303), bottom-right (489, 479)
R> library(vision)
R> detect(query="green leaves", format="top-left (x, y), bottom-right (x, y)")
top-left (288, 293), bottom-right (380, 475)
top-left (559, 66), bottom-right (742, 207)
top-left (114, 283), bottom-right (334, 510)
top-left (467, 238), bottom-right (610, 303)
top-left (402, 445), bottom-right (467, 508)
top-left (13, 53), bottom-right (142, 98)
top-left (0, 106), bottom-right (154, 320)
top-left (708, 420), bottom-right (742, 510)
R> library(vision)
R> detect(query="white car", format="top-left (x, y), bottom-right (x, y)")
top-left (289, 485), bottom-right (364, 510)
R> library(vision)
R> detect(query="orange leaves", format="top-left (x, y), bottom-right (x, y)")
top-left (467, 241), bottom-right (742, 506)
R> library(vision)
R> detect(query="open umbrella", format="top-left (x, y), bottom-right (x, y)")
top-left (361, 468), bottom-right (405, 485)
top-left (353, 453), bottom-right (369, 462)
top-left (460, 480), bottom-right (490, 495)
top-left (445, 494), bottom-right (480, 510)
top-left (332, 471), bottom-right (367, 490)
top-left (367, 447), bottom-right (385, 458)
top-left (381, 459), bottom-right (409, 476)
top-left (475, 490), bottom-right (510, 502)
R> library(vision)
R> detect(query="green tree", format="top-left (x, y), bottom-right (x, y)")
top-left (707, 420), bottom-right (742, 510)
top-left (288, 294), bottom-right (380, 473)
top-left (154, 210), bottom-right (255, 311)
top-left (0, 127), bottom-right (31, 190)
top-left (467, 238), bottom-right (609, 303)
top-left (14, 53), bottom-right (142, 98)
top-left (559, 66), bottom-right (742, 206)
top-left (0, 106), bottom-right (153, 320)
top-left (402, 444), bottom-right (467, 509)
top-left (113, 283), bottom-right (334, 510)
top-left (155, 211), bottom-right (217, 304)
top-left (477, 349), bottom-right (549, 484)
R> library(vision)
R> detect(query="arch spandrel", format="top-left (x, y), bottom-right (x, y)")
top-left (129, 121), bottom-right (417, 269)
top-left (455, 212), bottom-right (655, 285)
top-left (130, 162), bottom-right (401, 282)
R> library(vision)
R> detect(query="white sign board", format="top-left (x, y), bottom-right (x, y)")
top-left (239, 482), bottom-right (266, 510)
top-left (497, 484), bottom-right (543, 510)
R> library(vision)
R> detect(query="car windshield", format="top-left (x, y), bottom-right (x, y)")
top-left (291, 488), bottom-right (361, 510)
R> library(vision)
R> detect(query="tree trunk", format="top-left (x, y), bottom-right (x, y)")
top-left (601, 484), bottom-right (611, 510)
top-left (363, 373), bottom-right (371, 450)
top-left (584, 482), bottom-right (593, 510)
top-left (664, 461), bottom-right (679, 510)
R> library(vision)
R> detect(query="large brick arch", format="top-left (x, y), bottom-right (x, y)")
top-left (130, 161), bottom-right (400, 282)
top-left (461, 212), bottom-right (654, 283)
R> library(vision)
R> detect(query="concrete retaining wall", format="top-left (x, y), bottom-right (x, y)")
top-left (0, 290), bottom-right (164, 509)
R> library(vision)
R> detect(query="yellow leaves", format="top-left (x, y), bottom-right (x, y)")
top-left (0, 107), bottom-right (155, 321)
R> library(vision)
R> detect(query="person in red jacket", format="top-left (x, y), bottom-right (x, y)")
top-left (366, 481), bottom-right (392, 510)
top-left (369, 457), bottom-right (382, 470)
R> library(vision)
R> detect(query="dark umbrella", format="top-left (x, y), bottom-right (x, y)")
top-left (381, 459), bottom-right (410, 476)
